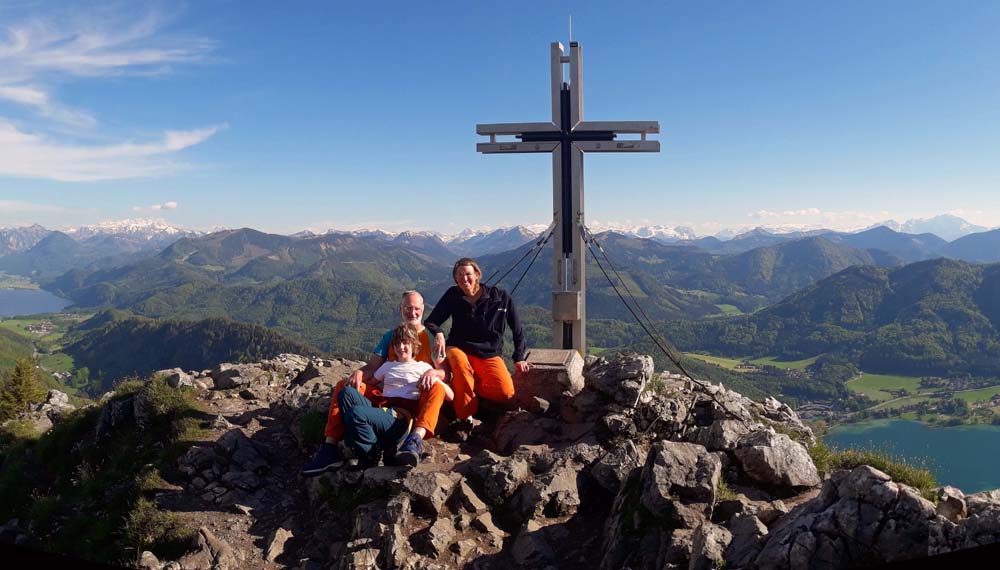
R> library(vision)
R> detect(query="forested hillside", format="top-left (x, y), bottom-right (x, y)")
top-left (61, 311), bottom-right (318, 391)
top-left (667, 259), bottom-right (1000, 377)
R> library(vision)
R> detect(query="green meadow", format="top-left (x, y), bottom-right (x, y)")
top-left (846, 373), bottom-right (923, 402)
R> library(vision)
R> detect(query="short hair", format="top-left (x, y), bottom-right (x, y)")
top-left (390, 323), bottom-right (422, 353)
top-left (400, 290), bottom-right (423, 305)
top-left (452, 257), bottom-right (482, 281)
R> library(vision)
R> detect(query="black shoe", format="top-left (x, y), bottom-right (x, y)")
top-left (301, 442), bottom-right (346, 476)
top-left (394, 433), bottom-right (423, 467)
top-left (343, 444), bottom-right (381, 471)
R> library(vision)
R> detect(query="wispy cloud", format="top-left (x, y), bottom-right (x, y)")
top-left (0, 5), bottom-right (221, 181)
top-left (748, 208), bottom-right (891, 231)
top-left (132, 200), bottom-right (178, 213)
top-left (0, 120), bottom-right (225, 181)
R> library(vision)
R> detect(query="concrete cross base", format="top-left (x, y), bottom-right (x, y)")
top-left (514, 349), bottom-right (585, 412)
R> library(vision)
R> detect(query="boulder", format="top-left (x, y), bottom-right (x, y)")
top-left (156, 368), bottom-right (195, 389)
top-left (689, 522), bottom-right (732, 570)
top-left (584, 352), bottom-right (653, 407)
top-left (403, 471), bottom-right (456, 516)
top-left (591, 440), bottom-right (644, 494)
top-left (936, 486), bottom-right (967, 522)
top-left (465, 450), bottom-right (531, 504)
top-left (641, 441), bottom-right (720, 517)
top-left (733, 429), bottom-right (821, 490)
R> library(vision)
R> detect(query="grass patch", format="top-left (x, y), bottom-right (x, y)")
top-left (716, 479), bottom-right (738, 502)
top-left (846, 373), bottom-right (922, 402)
top-left (299, 411), bottom-right (327, 446)
top-left (685, 353), bottom-right (745, 370)
top-left (0, 375), bottom-right (205, 565)
top-left (953, 385), bottom-right (1000, 404)
top-left (713, 304), bottom-right (743, 316)
top-left (749, 355), bottom-right (818, 370)
top-left (38, 352), bottom-right (74, 373)
top-left (869, 395), bottom-right (932, 412)
top-left (809, 440), bottom-right (936, 498)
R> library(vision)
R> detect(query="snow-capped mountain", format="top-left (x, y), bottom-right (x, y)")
top-left (64, 218), bottom-right (195, 241)
top-left (872, 214), bottom-right (989, 242)
top-left (0, 223), bottom-right (52, 256)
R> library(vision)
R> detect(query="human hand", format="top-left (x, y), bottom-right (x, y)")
top-left (515, 361), bottom-right (531, 374)
top-left (419, 369), bottom-right (439, 391)
top-left (347, 369), bottom-right (364, 389)
top-left (433, 333), bottom-right (447, 361)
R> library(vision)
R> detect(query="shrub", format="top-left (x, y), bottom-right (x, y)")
top-left (808, 440), bottom-right (937, 498)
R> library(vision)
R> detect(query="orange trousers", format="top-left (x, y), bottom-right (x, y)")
top-left (323, 379), bottom-right (447, 440)
top-left (446, 347), bottom-right (515, 420)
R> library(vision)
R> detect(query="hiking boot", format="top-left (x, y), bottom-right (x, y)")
top-left (300, 442), bottom-right (346, 476)
top-left (343, 443), bottom-right (381, 471)
top-left (394, 433), bottom-right (423, 467)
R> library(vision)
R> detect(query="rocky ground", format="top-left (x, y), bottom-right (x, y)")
top-left (9, 352), bottom-right (1000, 569)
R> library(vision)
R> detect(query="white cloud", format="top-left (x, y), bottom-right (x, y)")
top-left (0, 120), bottom-right (225, 181)
top-left (132, 200), bottom-right (179, 212)
top-left (0, 5), bottom-right (220, 181)
top-left (748, 208), bottom-right (891, 232)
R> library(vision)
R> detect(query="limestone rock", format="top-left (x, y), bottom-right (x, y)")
top-left (641, 441), bottom-right (720, 520)
top-left (689, 522), bottom-right (732, 570)
top-left (177, 526), bottom-right (236, 570)
top-left (449, 480), bottom-right (488, 514)
top-left (265, 527), bottom-right (294, 562)
top-left (584, 352), bottom-right (653, 407)
top-left (733, 429), bottom-right (821, 490)
top-left (414, 518), bottom-right (455, 557)
top-left (157, 368), bottom-right (195, 389)
top-left (936, 486), bottom-right (967, 522)
top-left (217, 429), bottom-right (269, 473)
top-left (403, 471), bottom-right (456, 516)
top-left (466, 449), bottom-right (530, 504)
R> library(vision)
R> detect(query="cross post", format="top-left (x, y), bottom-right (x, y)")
top-left (476, 41), bottom-right (660, 355)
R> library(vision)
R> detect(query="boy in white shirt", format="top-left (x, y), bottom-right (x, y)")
top-left (338, 324), bottom-right (453, 467)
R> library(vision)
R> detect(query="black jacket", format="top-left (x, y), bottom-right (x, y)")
top-left (425, 284), bottom-right (527, 362)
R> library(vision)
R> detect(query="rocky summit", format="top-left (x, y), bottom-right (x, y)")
top-left (6, 351), bottom-right (1000, 569)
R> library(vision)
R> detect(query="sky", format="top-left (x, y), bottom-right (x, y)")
top-left (1, 0), bottom-right (999, 237)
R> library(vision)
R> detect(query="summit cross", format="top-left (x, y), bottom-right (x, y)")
top-left (476, 41), bottom-right (660, 354)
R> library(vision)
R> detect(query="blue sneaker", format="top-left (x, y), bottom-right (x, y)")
top-left (394, 433), bottom-right (423, 467)
top-left (300, 442), bottom-right (346, 476)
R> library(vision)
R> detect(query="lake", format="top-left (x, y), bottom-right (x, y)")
top-left (0, 288), bottom-right (72, 317)
top-left (826, 419), bottom-right (1000, 493)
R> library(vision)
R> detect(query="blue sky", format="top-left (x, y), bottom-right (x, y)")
top-left (1, 1), bottom-right (999, 236)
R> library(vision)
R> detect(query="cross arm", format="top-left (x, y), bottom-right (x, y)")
top-left (477, 141), bottom-right (560, 154)
top-left (575, 121), bottom-right (660, 135)
top-left (476, 122), bottom-right (558, 136)
top-left (574, 140), bottom-right (660, 153)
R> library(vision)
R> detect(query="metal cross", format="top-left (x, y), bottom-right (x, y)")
top-left (476, 41), bottom-right (660, 354)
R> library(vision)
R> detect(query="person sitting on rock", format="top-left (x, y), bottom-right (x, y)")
top-left (336, 324), bottom-right (454, 468)
top-left (425, 257), bottom-right (529, 430)
top-left (301, 291), bottom-right (448, 475)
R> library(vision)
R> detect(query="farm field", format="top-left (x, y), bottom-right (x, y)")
top-left (953, 385), bottom-right (1000, 404)
top-left (684, 353), bottom-right (819, 371)
top-left (846, 373), bottom-right (923, 402)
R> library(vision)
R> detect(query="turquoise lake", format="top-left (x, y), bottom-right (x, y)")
top-left (825, 419), bottom-right (1000, 493)
top-left (0, 288), bottom-right (72, 317)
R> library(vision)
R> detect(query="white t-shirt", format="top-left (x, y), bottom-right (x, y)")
top-left (373, 360), bottom-right (433, 400)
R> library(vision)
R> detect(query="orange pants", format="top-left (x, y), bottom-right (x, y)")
top-left (447, 347), bottom-right (515, 420)
top-left (323, 379), bottom-right (447, 440)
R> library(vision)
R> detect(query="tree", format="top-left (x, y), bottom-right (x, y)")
top-left (0, 358), bottom-right (45, 422)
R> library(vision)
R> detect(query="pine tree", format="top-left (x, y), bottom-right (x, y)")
top-left (0, 358), bottom-right (45, 422)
